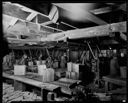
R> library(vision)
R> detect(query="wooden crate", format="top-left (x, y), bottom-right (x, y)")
top-left (14, 65), bottom-right (26, 75)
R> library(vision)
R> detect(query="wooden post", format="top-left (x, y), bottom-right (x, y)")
top-left (105, 81), bottom-right (109, 93)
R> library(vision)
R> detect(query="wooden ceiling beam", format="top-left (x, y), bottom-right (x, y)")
top-left (47, 21), bottom-right (126, 41)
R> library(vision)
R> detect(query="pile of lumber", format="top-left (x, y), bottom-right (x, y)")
top-left (3, 83), bottom-right (42, 103)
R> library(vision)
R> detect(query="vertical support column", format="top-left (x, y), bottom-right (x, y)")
top-left (41, 88), bottom-right (43, 101)
top-left (67, 48), bottom-right (70, 62)
top-left (105, 81), bottom-right (109, 93)
top-left (41, 88), bottom-right (49, 101)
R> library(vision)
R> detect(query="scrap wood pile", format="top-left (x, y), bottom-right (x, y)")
top-left (3, 83), bottom-right (42, 103)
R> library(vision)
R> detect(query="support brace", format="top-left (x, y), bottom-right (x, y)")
top-left (86, 42), bottom-right (96, 60)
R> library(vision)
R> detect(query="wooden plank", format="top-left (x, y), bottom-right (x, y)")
top-left (49, 5), bottom-right (58, 20)
top-left (26, 12), bottom-right (37, 21)
top-left (41, 21), bottom-right (53, 26)
top-left (102, 75), bottom-right (126, 87)
top-left (48, 5), bottom-right (59, 23)
top-left (3, 73), bottom-right (43, 88)
top-left (108, 87), bottom-right (126, 94)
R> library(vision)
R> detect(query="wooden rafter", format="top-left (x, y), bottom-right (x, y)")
top-left (3, 2), bottom-right (60, 30)
top-left (26, 12), bottom-right (37, 21)
top-left (13, 3), bottom-right (50, 19)
top-left (3, 14), bottom-right (63, 35)
top-left (40, 21), bottom-right (53, 25)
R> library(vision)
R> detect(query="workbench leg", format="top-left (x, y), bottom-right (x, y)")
top-left (41, 89), bottom-right (49, 101)
top-left (14, 80), bottom-right (26, 91)
top-left (41, 89), bottom-right (43, 101)
top-left (105, 81), bottom-right (109, 92)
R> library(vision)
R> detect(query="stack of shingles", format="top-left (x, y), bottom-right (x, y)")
top-left (3, 83), bottom-right (42, 103)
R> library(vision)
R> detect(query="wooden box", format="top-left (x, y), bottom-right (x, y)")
top-left (14, 65), bottom-right (26, 75)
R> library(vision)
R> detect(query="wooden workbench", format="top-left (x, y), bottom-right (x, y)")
top-left (102, 75), bottom-right (126, 92)
top-left (3, 72), bottom-right (60, 90)
top-left (3, 72), bottom-right (60, 101)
